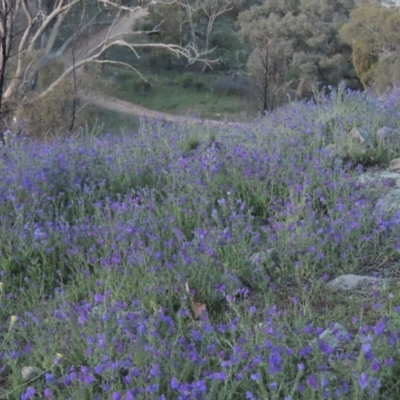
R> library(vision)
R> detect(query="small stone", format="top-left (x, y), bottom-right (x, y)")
top-left (349, 127), bottom-right (365, 145)
top-left (325, 274), bottom-right (387, 292)
top-left (21, 366), bottom-right (44, 381)
top-left (348, 127), bottom-right (372, 147)
top-left (389, 158), bottom-right (400, 172)
top-left (377, 127), bottom-right (400, 149)
top-left (318, 323), bottom-right (350, 348)
top-left (250, 248), bottom-right (279, 266)
top-left (377, 127), bottom-right (394, 145)
top-left (376, 188), bottom-right (400, 216)
top-left (310, 323), bottom-right (351, 356)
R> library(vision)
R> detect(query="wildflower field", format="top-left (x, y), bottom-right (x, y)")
top-left (1, 87), bottom-right (400, 399)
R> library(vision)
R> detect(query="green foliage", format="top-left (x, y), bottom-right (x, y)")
top-left (177, 73), bottom-right (207, 90)
top-left (237, 0), bottom-right (360, 103)
top-left (373, 56), bottom-right (400, 94)
top-left (102, 66), bottom-right (255, 119)
top-left (180, 136), bottom-right (201, 154)
top-left (339, 5), bottom-right (400, 92)
top-left (21, 78), bottom-right (78, 139)
top-left (352, 43), bottom-right (378, 88)
top-left (18, 62), bottom-right (104, 139)
top-left (143, 2), bottom-right (187, 45)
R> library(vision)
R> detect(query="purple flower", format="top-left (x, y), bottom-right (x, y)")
top-left (192, 379), bottom-right (207, 393)
top-left (45, 373), bottom-right (57, 385)
top-left (269, 350), bottom-right (283, 374)
top-left (362, 343), bottom-right (373, 358)
top-left (112, 393), bottom-right (123, 400)
top-left (308, 374), bottom-right (318, 390)
top-left (251, 371), bottom-right (261, 382)
top-left (371, 358), bottom-right (380, 372)
top-left (191, 329), bottom-right (202, 341)
top-left (269, 381), bottom-right (278, 390)
top-left (297, 384), bottom-right (305, 393)
top-left (150, 363), bottom-right (162, 378)
top-left (300, 345), bottom-right (313, 356)
top-left (80, 366), bottom-right (96, 385)
top-left (147, 383), bottom-right (159, 393)
top-left (211, 372), bottom-right (227, 381)
top-left (369, 377), bottom-right (381, 396)
top-left (94, 293), bottom-right (104, 303)
top-left (318, 340), bottom-right (334, 354)
top-left (21, 387), bottom-right (36, 400)
top-left (374, 318), bottom-right (387, 336)
top-left (246, 392), bottom-right (257, 400)
top-left (385, 357), bottom-right (394, 366)
top-left (359, 372), bottom-right (369, 389)
top-left (171, 377), bottom-right (180, 390)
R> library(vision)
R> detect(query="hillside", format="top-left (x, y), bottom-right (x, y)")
top-left (1, 86), bottom-right (400, 399)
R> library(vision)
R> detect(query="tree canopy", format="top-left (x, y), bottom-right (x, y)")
top-left (237, 0), bottom-right (360, 99)
top-left (339, 5), bottom-right (400, 92)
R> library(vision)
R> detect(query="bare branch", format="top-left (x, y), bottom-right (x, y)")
top-left (38, 37), bottom-right (218, 99)
top-left (92, 59), bottom-right (152, 85)
top-left (97, 0), bottom-right (145, 13)
top-left (28, 0), bottom-right (81, 51)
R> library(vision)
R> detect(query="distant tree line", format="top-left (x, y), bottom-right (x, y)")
top-left (238, 0), bottom-right (400, 112)
top-left (142, 0), bottom-right (400, 113)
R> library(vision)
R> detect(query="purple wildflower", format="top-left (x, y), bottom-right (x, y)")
top-left (359, 372), bottom-right (369, 389)
top-left (308, 374), bottom-right (318, 390)
top-left (21, 387), bottom-right (36, 400)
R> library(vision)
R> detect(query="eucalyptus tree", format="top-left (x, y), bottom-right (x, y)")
top-left (237, 0), bottom-right (361, 111)
top-left (0, 0), bottom-right (218, 139)
top-left (340, 4), bottom-right (400, 93)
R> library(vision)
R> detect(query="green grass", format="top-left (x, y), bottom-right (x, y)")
top-left (100, 67), bottom-right (256, 121)
top-left (76, 105), bottom-right (141, 135)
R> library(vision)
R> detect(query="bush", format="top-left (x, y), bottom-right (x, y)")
top-left (214, 73), bottom-right (252, 98)
top-left (177, 73), bottom-right (207, 90)
top-left (21, 78), bottom-right (78, 139)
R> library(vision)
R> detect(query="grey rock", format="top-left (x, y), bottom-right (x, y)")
top-left (250, 248), bottom-right (279, 266)
top-left (389, 158), bottom-right (400, 172)
top-left (314, 322), bottom-right (351, 349)
top-left (357, 170), bottom-right (398, 187)
top-left (349, 127), bottom-right (365, 146)
top-left (376, 188), bottom-right (400, 216)
top-left (325, 274), bottom-right (388, 292)
top-left (21, 366), bottom-right (44, 381)
top-left (377, 126), bottom-right (400, 148)
top-left (357, 169), bottom-right (400, 217)
top-left (348, 127), bottom-right (373, 148)
top-left (377, 126), bottom-right (394, 145)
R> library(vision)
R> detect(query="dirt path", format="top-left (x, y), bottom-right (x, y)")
top-left (67, 7), bottom-right (247, 127)
top-left (87, 92), bottom-right (246, 127)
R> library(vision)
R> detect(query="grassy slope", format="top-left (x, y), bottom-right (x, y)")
top-left (100, 66), bottom-right (256, 121)
top-left (1, 87), bottom-right (400, 399)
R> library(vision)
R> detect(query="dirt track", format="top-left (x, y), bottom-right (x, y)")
top-left (87, 92), bottom-right (246, 127)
